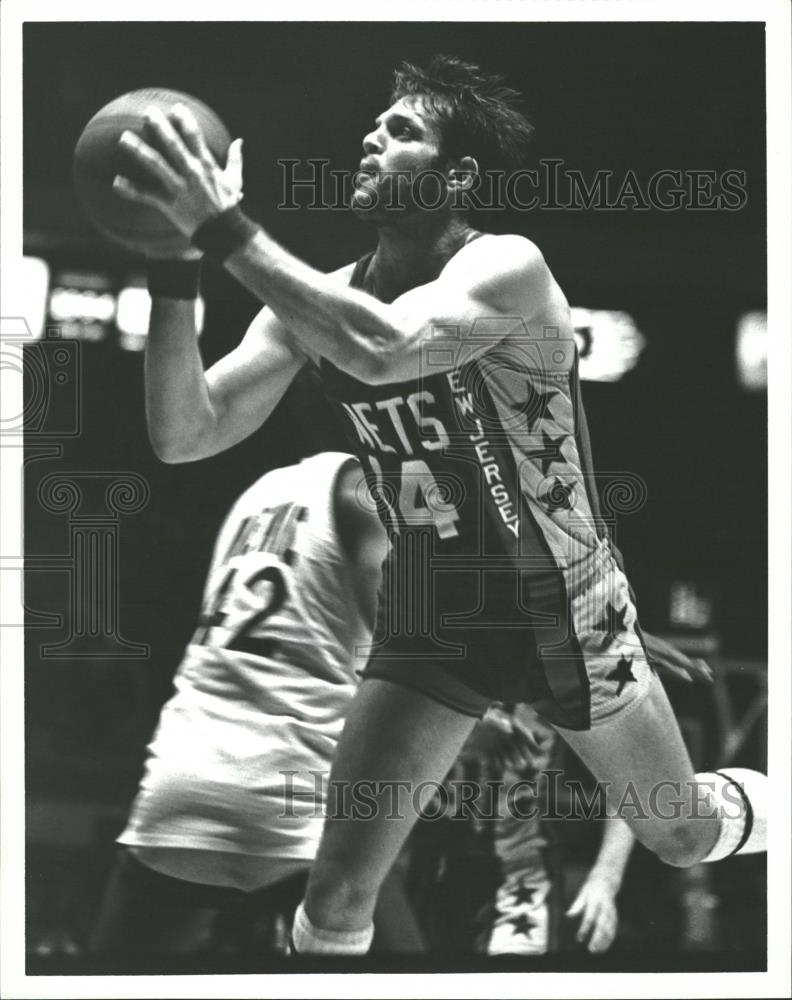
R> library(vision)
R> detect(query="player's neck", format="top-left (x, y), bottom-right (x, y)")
top-left (370, 213), bottom-right (475, 301)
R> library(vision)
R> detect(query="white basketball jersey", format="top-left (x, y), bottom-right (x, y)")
top-left (119, 452), bottom-right (370, 860)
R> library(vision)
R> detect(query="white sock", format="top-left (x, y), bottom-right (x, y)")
top-left (290, 901), bottom-right (374, 955)
top-left (698, 768), bottom-right (766, 863)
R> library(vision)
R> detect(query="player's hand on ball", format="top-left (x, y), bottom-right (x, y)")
top-left (114, 103), bottom-right (244, 237)
top-left (566, 874), bottom-right (619, 953)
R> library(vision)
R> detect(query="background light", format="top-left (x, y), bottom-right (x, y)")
top-left (670, 581), bottom-right (714, 629)
top-left (49, 288), bottom-right (116, 324)
top-left (47, 271), bottom-right (115, 342)
top-left (116, 283), bottom-right (205, 351)
top-left (8, 257), bottom-right (51, 339)
top-left (736, 311), bottom-right (767, 391)
top-left (571, 307), bottom-right (646, 382)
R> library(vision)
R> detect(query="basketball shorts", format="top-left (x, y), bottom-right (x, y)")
top-left (361, 546), bottom-right (653, 731)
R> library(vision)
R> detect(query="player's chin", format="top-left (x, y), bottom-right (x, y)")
top-left (350, 186), bottom-right (429, 225)
top-left (350, 190), bottom-right (400, 223)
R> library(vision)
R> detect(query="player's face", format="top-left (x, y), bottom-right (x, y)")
top-left (352, 97), bottom-right (447, 220)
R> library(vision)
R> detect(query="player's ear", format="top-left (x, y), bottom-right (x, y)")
top-left (446, 155), bottom-right (479, 191)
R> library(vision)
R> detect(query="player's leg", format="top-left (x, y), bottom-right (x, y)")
top-left (554, 671), bottom-right (764, 867)
top-left (88, 848), bottom-right (217, 954)
top-left (292, 678), bottom-right (477, 952)
top-left (213, 868), bottom-right (310, 956)
top-left (372, 855), bottom-right (427, 952)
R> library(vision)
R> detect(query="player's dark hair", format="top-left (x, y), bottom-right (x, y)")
top-left (391, 55), bottom-right (534, 175)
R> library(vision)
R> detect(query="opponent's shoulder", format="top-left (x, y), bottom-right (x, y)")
top-left (332, 459), bottom-right (388, 566)
top-left (333, 458), bottom-right (372, 536)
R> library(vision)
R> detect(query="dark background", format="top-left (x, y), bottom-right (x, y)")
top-left (22, 21), bottom-right (766, 967)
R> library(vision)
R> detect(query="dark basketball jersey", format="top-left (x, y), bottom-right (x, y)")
top-left (319, 240), bottom-right (647, 730)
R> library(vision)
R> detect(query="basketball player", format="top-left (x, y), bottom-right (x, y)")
top-left (90, 451), bottom-right (422, 955)
top-left (410, 703), bottom-right (635, 955)
top-left (114, 55), bottom-right (766, 955)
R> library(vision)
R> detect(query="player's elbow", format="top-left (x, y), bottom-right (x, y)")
top-left (332, 344), bottom-right (387, 385)
top-left (350, 352), bottom-right (394, 385)
top-left (155, 447), bottom-right (194, 465)
top-left (146, 390), bottom-right (232, 463)
top-left (346, 330), bottom-right (412, 385)
top-left (148, 432), bottom-right (200, 464)
top-left (147, 420), bottom-right (212, 463)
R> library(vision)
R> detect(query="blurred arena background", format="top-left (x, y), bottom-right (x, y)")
top-left (19, 21), bottom-right (766, 970)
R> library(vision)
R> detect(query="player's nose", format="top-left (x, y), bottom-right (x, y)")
top-left (362, 127), bottom-right (384, 156)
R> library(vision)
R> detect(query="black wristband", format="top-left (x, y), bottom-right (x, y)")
top-left (146, 258), bottom-right (202, 300)
top-left (191, 205), bottom-right (259, 263)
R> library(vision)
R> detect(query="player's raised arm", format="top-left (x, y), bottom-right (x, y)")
top-left (227, 229), bottom-right (554, 384)
top-left (145, 298), bottom-right (307, 463)
top-left (115, 105), bottom-right (558, 384)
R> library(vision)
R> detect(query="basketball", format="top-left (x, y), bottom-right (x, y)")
top-left (73, 88), bottom-right (231, 257)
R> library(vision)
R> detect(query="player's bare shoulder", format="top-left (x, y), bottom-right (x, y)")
top-left (327, 261), bottom-right (358, 286)
top-left (451, 232), bottom-right (546, 273)
top-left (446, 233), bottom-right (552, 309)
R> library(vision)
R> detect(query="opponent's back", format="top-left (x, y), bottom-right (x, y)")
top-left (186, 450), bottom-right (370, 697)
top-left (120, 452), bottom-right (371, 859)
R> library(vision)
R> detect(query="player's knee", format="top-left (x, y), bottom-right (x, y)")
top-left (650, 822), bottom-right (708, 868)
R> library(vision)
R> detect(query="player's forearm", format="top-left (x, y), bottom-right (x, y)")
top-left (145, 298), bottom-right (220, 462)
top-left (115, 110), bottom-right (409, 376)
top-left (589, 818), bottom-right (635, 889)
top-left (225, 229), bottom-right (405, 381)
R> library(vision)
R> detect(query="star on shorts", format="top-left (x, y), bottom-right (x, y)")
top-left (595, 600), bottom-right (630, 652)
top-left (507, 912), bottom-right (537, 937)
top-left (607, 654), bottom-right (637, 695)
top-left (509, 880), bottom-right (538, 907)
top-left (539, 476), bottom-right (575, 514)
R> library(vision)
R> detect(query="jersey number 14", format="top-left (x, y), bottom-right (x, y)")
top-left (369, 456), bottom-right (460, 539)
